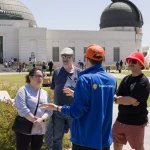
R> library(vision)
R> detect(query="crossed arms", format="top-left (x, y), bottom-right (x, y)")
top-left (114, 95), bottom-right (140, 106)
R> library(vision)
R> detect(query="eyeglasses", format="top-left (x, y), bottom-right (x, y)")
top-left (61, 55), bottom-right (72, 59)
top-left (33, 74), bottom-right (43, 78)
top-left (128, 59), bottom-right (138, 64)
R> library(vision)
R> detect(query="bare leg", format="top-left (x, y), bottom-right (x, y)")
top-left (136, 145), bottom-right (144, 150)
top-left (114, 143), bottom-right (123, 150)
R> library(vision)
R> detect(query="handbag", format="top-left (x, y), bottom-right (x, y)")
top-left (12, 88), bottom-right (41, 134)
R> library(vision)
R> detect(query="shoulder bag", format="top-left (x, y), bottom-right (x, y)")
top-left (12, 88), bottom-right (41, 134)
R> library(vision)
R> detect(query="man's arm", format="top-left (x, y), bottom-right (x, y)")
top-left (114, 95), bottom-right (139, 105)
top-left (41, 76), bottom-right (91, 119)
top-left (61, 76), bottom-right (90, 119)
top-left (115, 79), bottom-right (150, 105)
top-left (114, 76), bottom-right (139, 106)
top-left (63, 88), bottom-right (74, 97)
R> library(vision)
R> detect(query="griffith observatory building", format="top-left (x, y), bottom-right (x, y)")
top-left (0, 0), bottom-right (144, 65)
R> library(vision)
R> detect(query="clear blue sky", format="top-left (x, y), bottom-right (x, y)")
top-left (20, 0), bottom-right (149, 47)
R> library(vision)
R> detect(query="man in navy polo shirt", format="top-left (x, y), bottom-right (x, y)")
top-left (49, 47), bottom-right (81, 150)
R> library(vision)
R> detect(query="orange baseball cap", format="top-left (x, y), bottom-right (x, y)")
top-left (85, 44), bottom-right (105, 61)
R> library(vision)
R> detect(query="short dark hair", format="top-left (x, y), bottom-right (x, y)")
top-left (87, 58), bottom-right (102, 65)
top-left (25, 67), bottom-right (42, 83)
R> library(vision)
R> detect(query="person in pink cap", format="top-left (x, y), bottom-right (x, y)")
top-left (112, 52), bottom-right (150, 150)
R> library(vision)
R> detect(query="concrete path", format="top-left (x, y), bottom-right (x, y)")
top-left (69, 104), bottom-right (150, 150)
top-left (111, 104), bottom-right (150, 150)
top-left (110, 73), bottom-right (126, 79)
top-left (110, 73), bottom-right (150, 82)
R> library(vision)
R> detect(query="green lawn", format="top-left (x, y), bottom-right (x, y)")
top-left (0, 74), bottom-right (51, 90)
top-left (115, 70), bottom-right (150, 77)
top-left (0, 74), bottom-right (150, 106)
top-left (0, 74), bottom-right (26, 86)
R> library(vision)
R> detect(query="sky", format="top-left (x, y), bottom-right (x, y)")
top-left (20, 0), bottom-right (149, 47)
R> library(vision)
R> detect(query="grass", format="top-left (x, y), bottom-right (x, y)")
top-left (0, 74), bottom-right (52, 91)
top-left (0, 74), bottom-right (149, 106)
top-left (0, 74), bottom-right (26, 87)
top-left (114, 70), bottom-right (150, 77)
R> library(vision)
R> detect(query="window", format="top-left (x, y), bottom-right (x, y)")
top-left (113, 47), bottom-right (120, 62)
top-left (69, 47), bottom-right (75, 61)
top-left (53, 47), bottom-right (59, 62)
top-left (84, 47), bottom-right (87, 62)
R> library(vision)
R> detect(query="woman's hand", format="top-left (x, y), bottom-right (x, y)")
top-left (34, 117), bottom-right (43, 125)
top-left (63, 88), bottom-right (74, 97)
top-left (34, 117), bottom-right (43, 133)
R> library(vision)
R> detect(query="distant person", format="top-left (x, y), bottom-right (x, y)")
top-left (106, 66), bottom-right (110, 72)
top-left (4, 61), bottom-right (8, 71)
top-left (80, 61), bottom-right (84, 70)
top-left (48, 60), bottom-right (53, 76)
top-left (33, 63), bottom-right (36, 68)
top-left (120, 60), bottom-right (123, 69)
top-left (8, 61), bottom-right (11, 68)
top-left (118, 65), bottom-right (121, 73)
top-left (41, 44), bottom-right (117, 150)
top-left (78, 60), bottom-right (84, 70)
top-left (113, 52), bottom-right (150, 150)
top-left (78, 60), bottom-right (81, 67)
top-left (18, 63), bottom-right (22, 73)
top-left (11, 58), bottom-right (14, 69)
top-left (124, 61), bottom-right (127, 71)
top-left (22, 63), bottom-right (26, 72)
top-left (42, 62), bottom-right (47, 76)
top-left (116, 61), bottom-right (119, 71)
top-left (34, 57), bottom-right (36, 63)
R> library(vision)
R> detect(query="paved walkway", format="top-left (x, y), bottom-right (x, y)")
top-left (69, 104), bottom-right (150, 150)
top-left (111, 105), bottom-right (150, 150)
top-left (110, 73), bottom-right (150, 82)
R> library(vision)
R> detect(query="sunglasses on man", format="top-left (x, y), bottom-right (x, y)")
top-left (128, 59), bottom-right (138, 64)
top-left (61, 55), bottom-right (72, 59)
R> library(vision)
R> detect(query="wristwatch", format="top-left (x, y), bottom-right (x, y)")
top-left (114, 97), bottom-right (118, 103)
top-left (56, 106), bottom-right (59, 111)
top-left (41, 117), bottom-right (45, 122)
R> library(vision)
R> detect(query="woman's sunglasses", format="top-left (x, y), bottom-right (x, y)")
top-left (128, 59), bottom-right (138, 64)
top-left (33, 74), bottom-right (43, 78)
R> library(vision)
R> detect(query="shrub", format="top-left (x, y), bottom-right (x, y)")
top-left (0, 101), bottom-right (16, 150)
top-left (145, 65), bottom-right (149, 70)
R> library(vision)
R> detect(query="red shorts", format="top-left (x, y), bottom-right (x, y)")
top-left (112, 121), bottom-right (147, 149)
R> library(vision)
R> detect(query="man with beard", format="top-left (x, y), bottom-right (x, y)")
top-left (47, 47), bottom-right (81, 150)
top-left (113, 52), bottom-right (150, 150)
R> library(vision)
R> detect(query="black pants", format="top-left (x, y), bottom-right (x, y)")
top-left (72, 143), bottom-right (110, 150)
top-left (15, 132), bottom-right (43, 150)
